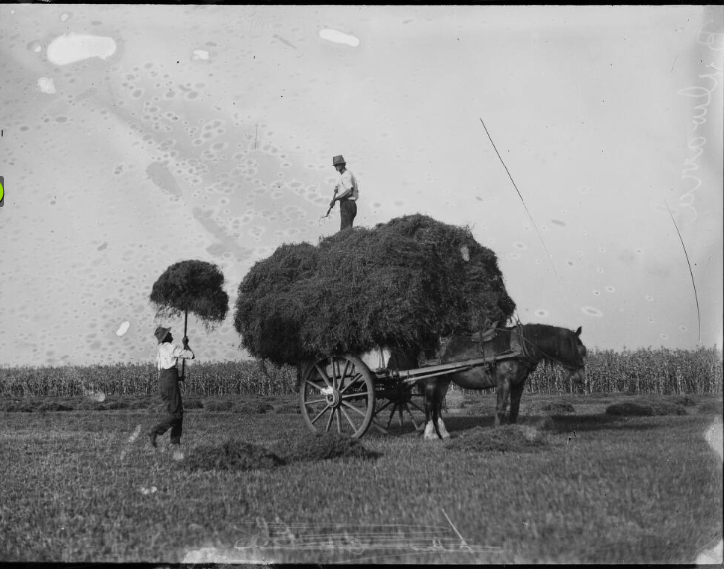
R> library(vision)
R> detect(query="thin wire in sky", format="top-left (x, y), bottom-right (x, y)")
top-left (665, 201), bottom-right (701, 343)
top-left (479, 118), bottom-right (558, 278)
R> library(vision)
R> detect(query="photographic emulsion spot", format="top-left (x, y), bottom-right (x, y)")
top-left (581, 306), bottom-right (604, 318)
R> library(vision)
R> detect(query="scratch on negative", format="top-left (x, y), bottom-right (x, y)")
top-left (665, 201), bottom-right (701, 342)
top-left (479, 118), bottom-right (558, 278)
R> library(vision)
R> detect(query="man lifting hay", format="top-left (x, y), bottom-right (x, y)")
top-left (327, 154), bottom-right (359, 231)
top-left (148, 260), bottom-right (229, 452)
top-left (148, 326), bottom-right (195, 449)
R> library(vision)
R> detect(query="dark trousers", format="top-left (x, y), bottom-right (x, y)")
top-left (340, 200), bottom-right (357, 230)
top-left (151, 367), bottom-right (184, 444)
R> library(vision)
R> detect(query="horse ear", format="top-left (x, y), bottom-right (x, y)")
top-left (575, 326), bottom-right (582, 336)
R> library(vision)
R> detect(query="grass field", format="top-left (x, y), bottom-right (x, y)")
top-left (1, 392), bottom-right (721, 564)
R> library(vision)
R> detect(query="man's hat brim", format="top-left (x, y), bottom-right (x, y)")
top-left (154, 326), bottom-right (171, 343)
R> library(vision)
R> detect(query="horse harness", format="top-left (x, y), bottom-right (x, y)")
top-left (470, 322), bottom-right (585, 374)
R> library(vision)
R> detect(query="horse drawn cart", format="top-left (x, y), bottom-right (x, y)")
top-left (298, 323), bottom-right (587, 439)
top-left (298, 325), bottom-right (533, 439)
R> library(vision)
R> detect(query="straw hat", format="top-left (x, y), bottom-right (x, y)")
top-left (154, 326), bottom-right (171, 344)
top-left (332, 155), bottom-right (346, 166)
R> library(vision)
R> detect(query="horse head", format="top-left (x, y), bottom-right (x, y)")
top-left (567, 326), bottom-right (587, 385)
top-left (522, 323), bottom-right (588, 384)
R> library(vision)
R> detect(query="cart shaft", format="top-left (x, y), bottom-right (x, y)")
top-left (378, 352), bottom-right (519, 384)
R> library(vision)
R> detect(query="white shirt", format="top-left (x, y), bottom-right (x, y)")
top-left (157, 342), bottom-right (195, 370)
top-left (336, 170), bottom-right (359, 201)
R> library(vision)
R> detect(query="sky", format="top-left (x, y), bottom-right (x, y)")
top-left (0, 5), bottom-right (722, 368)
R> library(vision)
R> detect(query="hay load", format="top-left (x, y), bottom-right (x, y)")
top-left (234, 214), bottom-right (516, 367)
top-left (150, 260), bottom-right (229, 328)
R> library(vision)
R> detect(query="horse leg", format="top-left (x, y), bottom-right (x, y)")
top-left (509, 381), bottom-right (526, 424)
top-left (495, 367), bottom-right (512, 427)
top-left (434, 380), bottom-right (452, 439)
top-left (423, 379), bottom-right (439, 439)
top-left (508, 364), bottom-right (530, 424)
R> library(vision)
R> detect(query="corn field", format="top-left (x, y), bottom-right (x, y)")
top-left (0, 347), bottom-right (721, 398)
top-left (526, 346), bottom-right (723, 395)
top-left (0, 360), bottom-right (298, 398)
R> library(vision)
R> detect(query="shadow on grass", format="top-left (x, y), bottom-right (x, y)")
top-left (541, 414), bottom-right (666, 434)
top-left (441, 414), bottom-right (648, 435)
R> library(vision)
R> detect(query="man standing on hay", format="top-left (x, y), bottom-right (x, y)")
top-left (329, 154), bottom-right (359, 230)
top-left (148, 325), bottom-right (195, 450)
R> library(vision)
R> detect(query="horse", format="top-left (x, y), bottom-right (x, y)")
top-left (391, 323), bottom-right (587, 440)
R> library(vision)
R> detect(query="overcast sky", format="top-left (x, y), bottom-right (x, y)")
top-left (1, 5), bottom-right (722, 367)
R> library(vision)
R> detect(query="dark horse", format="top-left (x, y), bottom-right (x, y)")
top-left (394, 323), bottom-right (587, 439)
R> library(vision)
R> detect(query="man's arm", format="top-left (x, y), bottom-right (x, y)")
top-left (171, 344), bottom-right (195, 360)
top-left (333, 172), bottom-right (354, 201)
top-left (335, 188), bottom-right (352, 201)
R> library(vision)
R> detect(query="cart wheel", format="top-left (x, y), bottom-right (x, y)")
top-left (375, 383), bottom-right (427, 434)
top-left (300, 355), bottom-right (376, 439)
top-left (380, 349), bottom-right (427, 434)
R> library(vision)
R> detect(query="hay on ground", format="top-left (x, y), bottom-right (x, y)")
top-left (666, 395), bottom-right (697, 407)
top-left (182, 440), bottom-right (284, 471)
top-left (275, 402), bottom-right (301, 415)
top-left (37, 401), bottom-right (74, 412)
top-left (201, 399), bottom-right (234, 412)
top-left (200, 399), bottom-right (275, 414)
top-left (446, 425), bottom-right (548, 453)
top-left (272, 432), bottom-right (380, 463)
top-left (697, 400), bottom-right (723, 415)
top-left (536, 401), bottom-right (575, 415)
top-left (234, 214), bottom-right (516, 366)
top-left (605, 401), bottom-right (687, 417)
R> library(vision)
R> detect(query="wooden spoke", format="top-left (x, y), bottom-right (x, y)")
top-left (372, 386), bottom-right (426, 436)
top-left (370, 417), bottom-right (389, 435)
top-left (376, 400), bottom-right (394, 415)
top-left (341, 390), bottom-right (370, 400)
top-left (332, 358), bottom-right (342, 389)
top-left (310, 404), bottom-right (332, 426)
top-left (339, 406), bottom-right (358, 431)
top-left (325, 407), bottom-right (335, 432)
top-left (335, 358), bottom-right (352, 392)
top-left (305, 381), bottom-right (328, 394)
top-left (315, 363), bottom-right (333, 390)
top-left (339, 373), bottom-right (364, 395)
top-left (385, 403), bottom-right (399, 428)
top-left (339, 359), bottom-right (352, 390)
top-left (404, 403), bottom-right (420, 429)
top-left (341, 400), bottom-right (368, 417)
